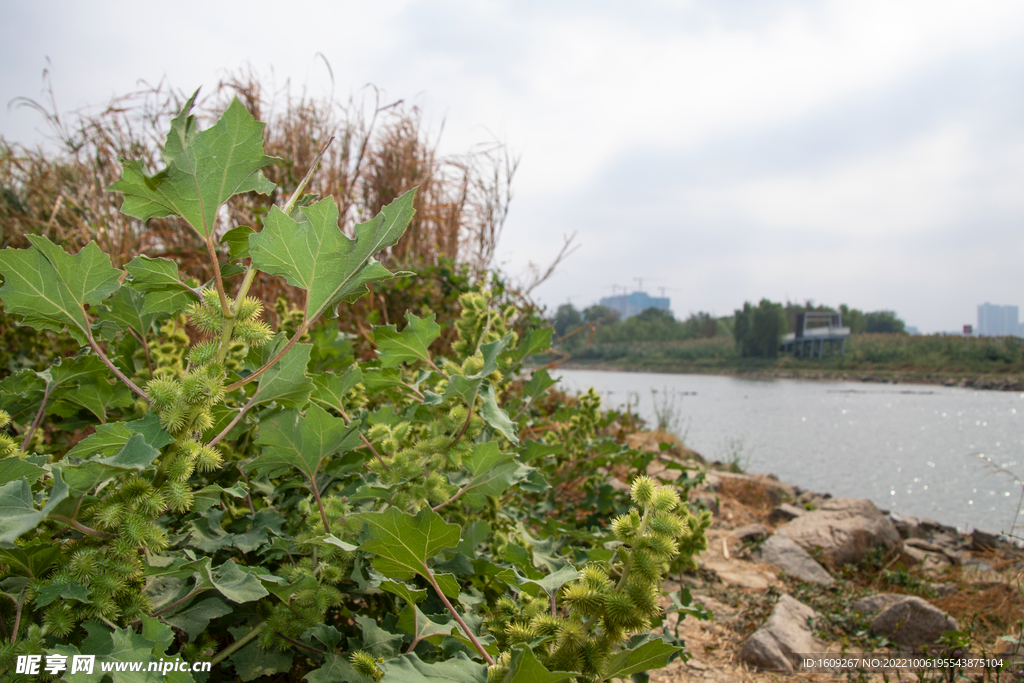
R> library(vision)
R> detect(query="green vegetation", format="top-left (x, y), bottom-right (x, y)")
top-left (547, 299), bottom-right (1022, 386)
top-left (0, 91), bottom-right (711, 681)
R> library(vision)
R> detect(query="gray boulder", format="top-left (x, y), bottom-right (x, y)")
top-left (851, 593), bottom-right (907, 617)
top-left (754, 534), bottom-right (834, 586)
top-left (779, 497), bottom-right (901, 569)
top-left (768, 503), bottom-right (805, 526)
top-left (870, 596), bottom-right (958, 650)
top-left (739, 595), bottom-right (826, 672)
top-left (732, 524), bottom-right (771, 543)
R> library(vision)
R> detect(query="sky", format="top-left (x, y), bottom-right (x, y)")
top-left (2, 0), bottom-right (1023, 333)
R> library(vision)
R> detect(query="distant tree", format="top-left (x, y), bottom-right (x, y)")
top-left (552, 303), bottom-right (582, 338)
top-left (634, 307), bottom-right (674, 323)
top-left (864, 310), bottom-right (905, 334)
top-left (734, 299), bottom-right (788, 357)
top-left (839, 304), bottom-right (865, 334)
top-left (682, 311), bottom-right (719, 339)
top-left (582, 304), bottom-right (620, 325)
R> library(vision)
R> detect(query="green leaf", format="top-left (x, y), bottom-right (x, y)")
top-left (379, 653), bottom-right (488, 683)
top-left (515, 564), bottom-right (580, 599)
top-left (305, 655), bottom-right (374, 683)
top-left (301, 623), bottom-right (344, 651)
top-left (34, 579), bottom-right (92, 607)
top-left (208, 559), bottom-right (269, 603)
top-left (397, 604), bottom-right (457, 644)
top-left (65, 423), bottom-right (134, 460)
top-left (355, 507), bottom-right (461, 582)
top-left (433, 572), bottom-right (461, 600)
top-left (0, 541), bottom-right (61, 578)
top-left (97, 286), bottom-right (159, 337)
top-left (310, 365), bottom-right (363, 411)
top-left (373, 312), bottom-right (441, 368)
top-left (244, 404), bottom-right (359, 482)
top-left (356, 615), bottom-right (405, 658)
top-left (230, 638), bottom-right (293, 681)
top-left (126, 413), bottom-right (175, 448)
top-left (379, 579), bottom-right (427, 605)
top-left (223, 226), bottom-right (255, 260)
top-left (56, 376), bottom-right (132, 423)
top-left (503, 644), bottom-right (576, 683)
top-left (0, 472), bottom-right (68, 545)
top-left (523, 440), bottom-right (561, 462)
top-left (0, 235), bottom-right (120, 344)
top-left (109, 93), bottom-right (278, 239)
top-left (250, 339), bottom-right (314, 409)
top-left (192, 482), bottom-right (249, 514)
top-left (480, 384), bottom-right (518, 444)
top-left (0, 457), bottom-right (45, 487)
top-left (522, 368), bottom-right (557, 403)
top-left (91, 433), bottom-right (159, 470)
top-left (457, 442), bottom-right (533, 510)
top-left (600, 638), bottom-right (681, 681)
top-left (106, 625), bottom-right (167, 683)
top-left (124, 255), bottom-right (191, 292)
top-left (249, 190), bottom-right (415, 320)
top-left (512, 327), bottom-right (553, 362)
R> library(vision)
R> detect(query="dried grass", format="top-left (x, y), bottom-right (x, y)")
top-left (0, 67), bottom-right (527, 338)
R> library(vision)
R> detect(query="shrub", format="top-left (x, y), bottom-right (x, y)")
top-left (0, 93), bottom-right (707, 681)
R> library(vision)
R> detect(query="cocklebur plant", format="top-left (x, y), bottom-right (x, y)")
top-left (0, 89), bottom-right (706, 682)
top-left (481, 476), bottom-right (701, 682)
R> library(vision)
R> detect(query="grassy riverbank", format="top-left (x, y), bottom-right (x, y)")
top-left (549, 333), bottom-right (1024, 390)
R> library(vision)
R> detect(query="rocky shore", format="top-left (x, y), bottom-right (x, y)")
top-left (619, 433), bottom-right (1024, 682)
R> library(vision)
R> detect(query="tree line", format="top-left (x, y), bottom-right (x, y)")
top-left (549, 300), bottom-right (906, 358)
top-left (733, 299), bottom-right (906, 358)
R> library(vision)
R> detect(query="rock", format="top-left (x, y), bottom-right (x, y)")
top-left (732, 524), bottom-right (771, 543)
top-left (919, 519), bottom-right (961, 548)
top-left (754, 534), bottom-right (834, 586)
top-left (779, 497), bottom-right (901, 568)
top-left (768, 503), bottom-right (805, 526)
top-left (689, 491), bottom-right (719, 515)
top-left (739, 595), bottom-right (826, 672)
top-left (905, 538), bottom-right (963, 565)
top-left (900, 544), bottom-right (928, 566)
top-left (971, 529), bottom-right (1001, 552)
top-left (870, 597), bottom-right (958, 650)
top-left (851, 593), bottom-right (907, 617)
top-left (890, 514), bottom-right (923, 539)
top-left (904, 538), bottom-right (946, 553)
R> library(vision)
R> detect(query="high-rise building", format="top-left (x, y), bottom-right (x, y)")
top-left (977, 303), bottom-right (1020, 337)
top-left (599, 291), bottom-right (671, 319)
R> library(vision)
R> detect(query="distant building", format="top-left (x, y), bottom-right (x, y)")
top-left (905, 326), bottom-right (920, 335)
top-left (977, 303), bottom-right (1020, 337)
top-left (599, 291), bottom-right (670, 319)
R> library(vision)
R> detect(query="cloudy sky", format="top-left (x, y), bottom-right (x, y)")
top-left (3, 0), bottom-right (1023, 333)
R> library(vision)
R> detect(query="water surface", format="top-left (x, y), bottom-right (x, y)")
top-left (555, 369), bottom-right (1024, 534)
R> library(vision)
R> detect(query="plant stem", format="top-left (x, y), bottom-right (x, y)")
top-left (224, 321), bottom-right (309, 392)
top-left (432, 479), bottom-right (472, 512)
top-left (49, 515), bottom-right (117, 538)
top-left (309, 474), bottom-right (331, 534)
top-left (446, 397), bottom-right (476, 450)
top-left (84, 318), bottom-right (149, 401)
top-left (21, 382), bottom-right (53, 451)
top-left (127, 327), bottom-right (153, 375)
top-left (205, 237), bottom-right (233, 319)
top-left (12, 596), bottom-right (24, 644)
top-left (337, 405), bottom-right (389, 472)
top-left (280, 634), bottom-right (328, 655)
top-left (208, 393), bottom-right (259, 447)
top-left (211, 622), bottom-right (266, 667)
top-left (425, 566), bottom-right (494, 666)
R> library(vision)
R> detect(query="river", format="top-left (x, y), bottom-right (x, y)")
top-left (554, 369), bottom-right (1024, 536)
